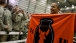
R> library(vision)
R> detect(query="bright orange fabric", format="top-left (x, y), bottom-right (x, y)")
top-left (26, 13), bottom-right (75, 43)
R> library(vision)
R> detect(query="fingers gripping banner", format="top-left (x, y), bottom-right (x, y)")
top-left (26, 14), bottom-right (75, 43)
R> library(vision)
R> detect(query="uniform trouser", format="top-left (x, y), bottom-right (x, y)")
top-left (8, 32), bottom-right (20, 41)
top-left (0, 35), bottom-right (7, 42)
top-left (19, 34), bottom-right (27, 40)
top-left (9, 35), bottom-right (19, 41)
top-left (19, 29), bottom-right (28, 40)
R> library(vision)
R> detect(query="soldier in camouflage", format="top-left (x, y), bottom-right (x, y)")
top-left (10, 7), bottom-right (28, 41)
top-left (4, 8), bottom-right (12, 32)
top-left (19, 10), bottom-right (29, 40)
top-left (0, 0), bottom-right (9, 42)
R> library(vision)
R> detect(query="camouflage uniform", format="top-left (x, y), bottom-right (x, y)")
top-left (0, 6), bottom-right (7, 42)
top-left (10, 12), bottom-right (28, 41)
top-left (4, 8), bottom-right (12, 32)
top-left (4, 8), bottom-right (12, 41)
top-left (19, 13), bottom-right (29, 40)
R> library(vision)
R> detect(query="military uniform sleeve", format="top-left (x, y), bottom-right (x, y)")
top-left (22, 13), bottom-right (28, 20)
top-left (3, 11), bottom-right (8, 25)
top-left (0, 10), bottom-right (6, 28)
top-left (4, 10), bottom-right (12, 31)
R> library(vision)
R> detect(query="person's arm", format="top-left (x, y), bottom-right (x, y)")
top-left (22, 10), bottom-right (28, 20)
top-left (4, 10), bottom-right (12, 31)
top-left (0, 10), bottom-right (8, 28)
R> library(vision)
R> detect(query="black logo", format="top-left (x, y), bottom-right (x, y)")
top-left (34, 18), bottom-right (54, 43)
top-left (59, 38), bottom-right (68, 43)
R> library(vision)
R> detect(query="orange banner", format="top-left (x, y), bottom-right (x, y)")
top-left (26, 13), bottom-right (75, 43)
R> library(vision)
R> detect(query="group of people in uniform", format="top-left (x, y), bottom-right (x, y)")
top-left (0, 0), bottom-right (29, 42)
